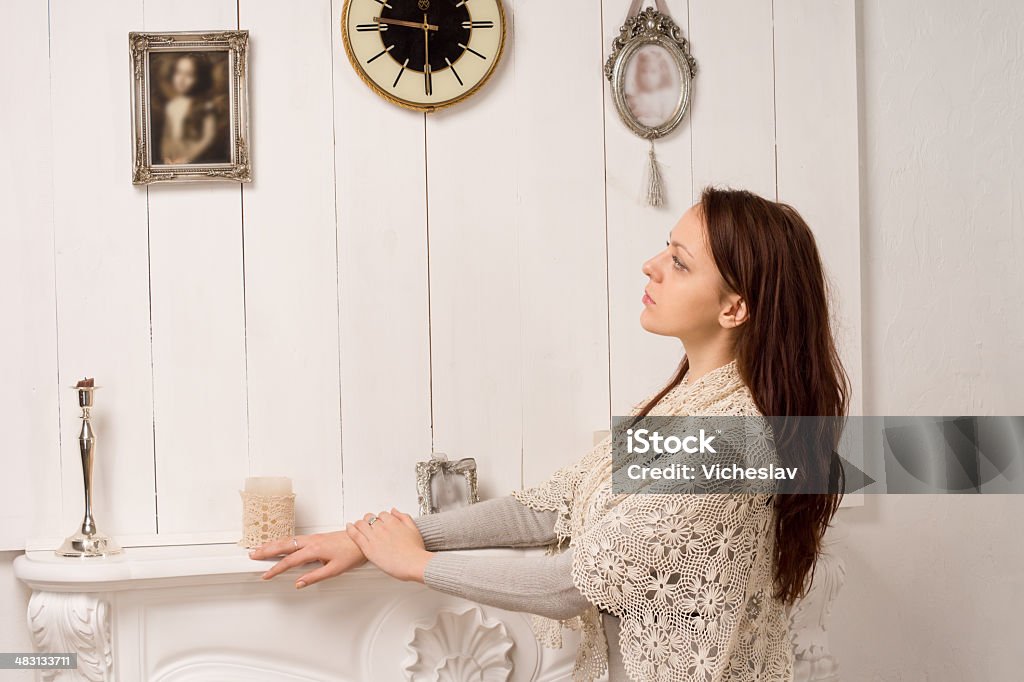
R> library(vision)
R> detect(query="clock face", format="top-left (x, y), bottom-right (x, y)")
top-left (342, 0), bottom-right (505, 112)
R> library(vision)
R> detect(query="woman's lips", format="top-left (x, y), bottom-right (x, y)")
top-left (642, 290), bottom-right (655, 306)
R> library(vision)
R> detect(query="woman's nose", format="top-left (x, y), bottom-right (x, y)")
top-left (642, 255), bottom-right (660, 280)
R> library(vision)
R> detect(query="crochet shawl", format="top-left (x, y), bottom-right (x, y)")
top-left (511, 359), bottom-right (795, 681)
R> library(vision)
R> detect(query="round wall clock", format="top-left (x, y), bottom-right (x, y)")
top-left (341, 0), bottom-right (506, 113)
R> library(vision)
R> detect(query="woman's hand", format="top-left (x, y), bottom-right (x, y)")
top-left (346, 508), bottom-right (433, 583)
top-left (249, 530), bottom-right (367, 589)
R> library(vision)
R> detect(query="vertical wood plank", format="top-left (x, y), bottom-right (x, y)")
top-left (0, 0), bottom-right (61, 549)
top-left (604, 0), bottom-right (694, 416)
top-left (238, 0), bottom-right (344, 527)
top-left (331, 3), bottom-right (433, 519)
top-left (425, 6), bottom-right (522, 498)
top-left (688, 0), bottom-right (776, 198)
top-left (50, 0), bottom-right (156, 536)
top-left (143, 1), bottom-right (249, 535)
top-left (773, 0), bottom-right (863, 416)
top-left (515, 0), bottom-right (611, 487)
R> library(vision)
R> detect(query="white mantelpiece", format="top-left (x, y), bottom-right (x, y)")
top-left (15, 545), bottom-right (577, 682)
top-left (15, 543), bottom-right (845, 681)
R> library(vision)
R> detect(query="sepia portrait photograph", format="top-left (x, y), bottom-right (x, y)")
top-left (130, 31), bottom-right (251, 185)
top-left (623, 44), bottom-right (683, 129)
top-left (149, 50), bottom-right (232, 166)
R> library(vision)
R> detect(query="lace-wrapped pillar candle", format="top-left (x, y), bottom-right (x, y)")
top-left (239, 477), bottom-right (295, 549)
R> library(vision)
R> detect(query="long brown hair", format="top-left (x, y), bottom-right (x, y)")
top-left (638, 186), bottom-right (849, 605)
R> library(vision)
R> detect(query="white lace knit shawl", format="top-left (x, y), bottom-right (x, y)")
top-left (511, 359), bottom-right (795, 682)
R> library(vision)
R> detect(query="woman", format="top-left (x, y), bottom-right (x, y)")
top-left (251, 187), bottom-right (848, 681)
top-left (155, 53), bottom-right (224, 165)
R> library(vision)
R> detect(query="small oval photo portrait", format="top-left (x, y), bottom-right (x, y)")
top-left (623, 44), bottom-right (683, 129)
top-left (148, 50), bottom-right (232, 166)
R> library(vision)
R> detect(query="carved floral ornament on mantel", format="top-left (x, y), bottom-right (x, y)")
top-left (28, 592), bottom-right (114, 682)
top-left (404, 607), bottom-right (515, 682)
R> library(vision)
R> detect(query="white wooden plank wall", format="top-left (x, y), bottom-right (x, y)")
top-left (689, 0), bottom-right (777, 198)
top-left (50, 0), bottom-right (157, 539)
top-left (144, 0), bottom-right (249, 536)
top-left (773, 0), bottom-right (863, 416)
top-left (1, 0), bottom-right (862, 548)
top-left (513, 0), bottom-right (610, 489)
top-left (427, 0), bottom-right (612, 498)
top-left (0, 0), bottom-right (62, 547)
top-left (239, 0), bottom-right (344, 527)
top-left (425, 21), bottom-right (525, 501)
top-left (330, 0), bottom-right (433, 519)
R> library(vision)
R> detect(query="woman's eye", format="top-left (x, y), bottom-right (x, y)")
top-left (672, 256), bottom-right (687, 271)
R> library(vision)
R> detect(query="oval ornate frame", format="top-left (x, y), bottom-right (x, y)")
top-left (604, 7), bottom-right (697, 140)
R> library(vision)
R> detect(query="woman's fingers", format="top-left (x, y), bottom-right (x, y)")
top-left (260, 546), bottom-right (317, 580)
top-left (346, 523), bottom-right (371, 555)
top-left (361, 511), bottom-right (393, 528)
top-left (249, 535), bottom-right (304, 560)
top-left (391, 508), bottom-right (417, 530)
top-left (356, 519), bottom-right (374, 536)
top-left (251, 529), bottom-right (367, 589)
top-left (346, 513), bottom-right (430, 583)
top-left (295, 561), bottom-right (342, 589)
top-left (347, 521), bottom-right (368, 542)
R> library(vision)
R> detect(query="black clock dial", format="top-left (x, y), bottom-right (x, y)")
top-left (343, 0), bottom-right (505, 112)
top-left (379, 1), bottom-right (472, 73)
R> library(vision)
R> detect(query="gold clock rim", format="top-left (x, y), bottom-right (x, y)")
top-left (340, 0), bottom-right (507, 114)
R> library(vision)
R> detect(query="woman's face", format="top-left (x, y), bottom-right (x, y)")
top-left (641, 204), bottom-right (742, 340)
top-left (171, 57), bottom-right (197, 95)
top-left (637, 57), bottom-right (662, 92)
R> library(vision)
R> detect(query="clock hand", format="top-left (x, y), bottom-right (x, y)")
top-left (423, 12), bottom-right (432, 96)
top-left (374, 16), bottom-right (438, 31)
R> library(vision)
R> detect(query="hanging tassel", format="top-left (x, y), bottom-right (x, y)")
top-left (645, 140), bottom-right (664, 207)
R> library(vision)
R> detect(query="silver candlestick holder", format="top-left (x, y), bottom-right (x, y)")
top-left (56, 379), bottom-right (123, 558)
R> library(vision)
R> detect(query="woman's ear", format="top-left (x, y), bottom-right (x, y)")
top-left (721, 296), bottom-right (749, 328)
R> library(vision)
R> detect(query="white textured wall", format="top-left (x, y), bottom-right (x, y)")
top-left (833, 499), bottom-right (1024, 680)
top-left (0, 554), bottom-right (32, 681)
top-left (829, 0), bottom-right (1024, 679)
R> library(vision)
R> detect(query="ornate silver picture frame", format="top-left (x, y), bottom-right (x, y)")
top-left (129, 31), bottom-right (251, 185)
top-left (415, 453), bottom-right (480, 516)
top-left (605, 7), bottom-right (696, 140)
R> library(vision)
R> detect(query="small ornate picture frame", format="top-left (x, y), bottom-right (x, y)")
top-left (129, 31), bottom-right (252, 185)
top-left (416, 453), bottom-right (480, 515)
top-left (605, 7), bottom-right (696, 140)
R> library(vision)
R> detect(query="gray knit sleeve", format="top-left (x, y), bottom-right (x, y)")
top-left (422, 548), bottom-right (592, 621)
top-left (413, 496), bottom-right (559, 551)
